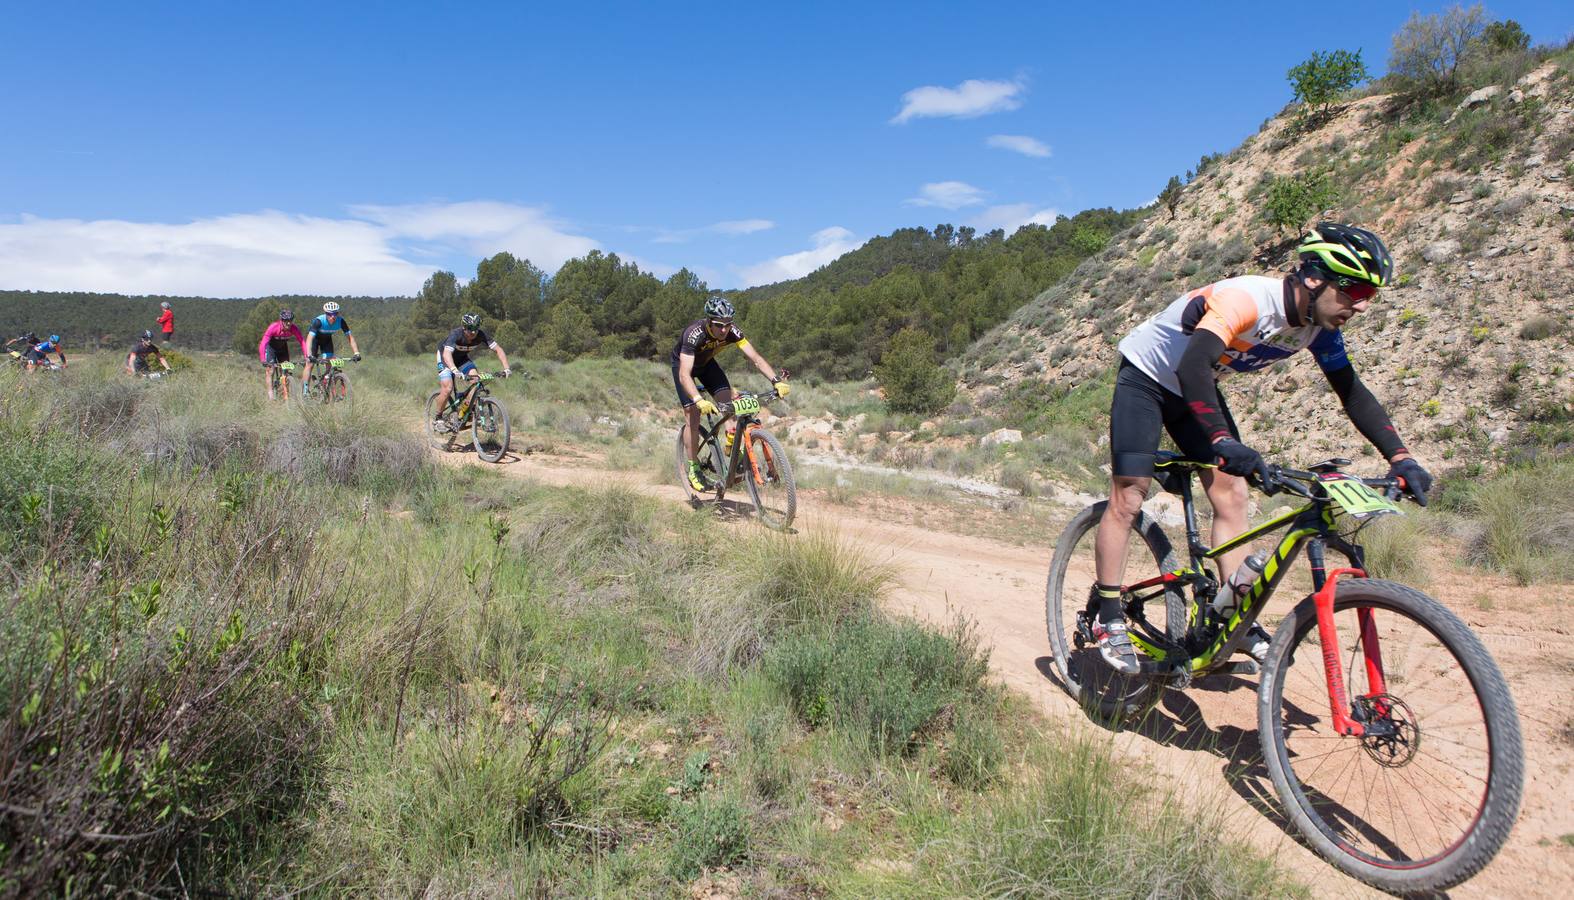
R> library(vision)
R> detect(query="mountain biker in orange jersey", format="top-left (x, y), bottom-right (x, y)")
top-left (672, 296), bottom-right (789, 492)
top-left (1090, 223), bottom-right (1433, 674)
top-left (126, 331), bottom-right (171, 376)
top-left (430, 312), bottom-right (511, 432)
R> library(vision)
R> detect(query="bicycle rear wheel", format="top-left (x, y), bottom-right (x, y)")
top-left (472, 397), bottom-right (510, 462)
top-left (674, 423), bottom-right (723, 503)
top-left (1257, 579), bottom-right (1523, 893)
top-left (424, 391), bottom-right (455, 451)
top-left (742, 427), bottom-right (795, 530)
top-left (1045, 501), bottom-right (1187, 721)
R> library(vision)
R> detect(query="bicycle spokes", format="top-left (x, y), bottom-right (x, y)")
top-left (1274, 594), bottom-right (1498, 871)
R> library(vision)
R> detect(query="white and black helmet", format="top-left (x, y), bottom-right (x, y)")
top-left (323, 301), bottom-right (340, 313)
top-left (461, 313), bottom-right (482, 330)
top-left (703, 296), bottom-right (735, 320)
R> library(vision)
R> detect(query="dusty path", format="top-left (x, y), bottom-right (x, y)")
top-left (443, 440), bottom-right (1573, 898)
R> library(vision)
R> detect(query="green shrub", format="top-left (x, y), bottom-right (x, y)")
top-left (1520, 315), bottom-right (1561, 340)
top-left (1262, 171), bottom-right (1338, 234)
top-left (0, 426), bottom-right (112, 554)
top-left (667, 795), bottom-right (750, 881)
top-left (1288, 49), bottom-right (1369, 121)
top-left (768, 614), bottom-right (989, 755)
top-left (875, 327), bottom-right (957, 415)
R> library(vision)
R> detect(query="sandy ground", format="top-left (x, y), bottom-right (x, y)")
top-left (435, 437), bottom-right (1573, 898)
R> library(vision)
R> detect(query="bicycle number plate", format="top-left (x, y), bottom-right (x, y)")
top-left (1320, 474), bottom-right (1400, 518)
top-left (330, 358), bottom-right (345, 370)
top-left (279, 362), bottom-right (295, 373)
top-left (732, 396), bottom-right (761, 416)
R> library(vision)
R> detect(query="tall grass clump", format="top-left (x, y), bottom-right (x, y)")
top-left (1356, 508), bottom-right (1436, 588)
top-left (904, 736), bottom-right (1304, 898)
top-left (1453, 455), bottom-right (1574, 583)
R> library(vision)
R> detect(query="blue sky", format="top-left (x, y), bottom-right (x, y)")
top-left (2, 1), bottom-right (1568, 297)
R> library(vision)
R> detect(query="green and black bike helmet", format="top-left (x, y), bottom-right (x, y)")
top-left (461, 313), bottom-right (482, 330)
top-left (1297, 222), bottom-right (1394, 289)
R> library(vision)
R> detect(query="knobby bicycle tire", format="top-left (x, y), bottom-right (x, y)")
top-left (1044, 501), bottom-right (1186, 721)
top-left (742, 427), bottom-right (795, 531)
top-left (423, 391), bottom-right (456, 451)
top-left (673, 423), bottom-right (724, 505)
top-left (1257, 579), bottom-right (1523, 893)
top-left (472, 397), bottom-right (510, 462)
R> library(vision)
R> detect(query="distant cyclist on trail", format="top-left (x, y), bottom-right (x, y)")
top-left (126, 331), bottom-right (171, 376)
top-left (24, 334), bottom-right (66, 371)
top-left (301, 301), bottom-right (362, 394)
top-left (671, 296), bottom-right (789, 492)
top-left (1088, 223), bottom-right (1432, 675)
top-left (258, 308), bottom-right (308, 401)
top-left (430, 313), bottom-right (511, 433)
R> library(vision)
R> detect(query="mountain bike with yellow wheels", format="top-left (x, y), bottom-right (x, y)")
top-left (675, 384), bottom-right (795, 531)
top-left (1044, 451), bottom-right (1522, 894)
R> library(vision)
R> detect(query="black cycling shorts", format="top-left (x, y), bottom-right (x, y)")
top-left (265, 341), bottom-right (292, 365)
top-left (671, 358), bottom-right (731, 408)
top-left (313, 337), bottom-right (335, 358)
top-left (1110, 357), bottom-right (1238, 479)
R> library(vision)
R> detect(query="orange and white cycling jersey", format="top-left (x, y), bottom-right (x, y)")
top-left (1117, 275), bottom-right (1349, 396)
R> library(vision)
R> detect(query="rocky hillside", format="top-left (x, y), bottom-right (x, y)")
top-left (960, 58), bottom-right (1574, 473)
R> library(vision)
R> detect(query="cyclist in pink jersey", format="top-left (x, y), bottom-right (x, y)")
top-left (258, 309), bottom-right (308, 401)
top-left (1088, 223), bottom-right (1433, 674)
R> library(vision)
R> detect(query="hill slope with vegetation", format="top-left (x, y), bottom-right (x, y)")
top-left (960, 17), bottom-right (1573, 475)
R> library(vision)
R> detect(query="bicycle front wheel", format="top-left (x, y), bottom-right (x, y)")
top-left (328, 373), bottom-right (351, 404)
top-left (471, 397), bottom-right (510, 462)
top-left (1257, 579), bottom-right (1523, 894)
top-left (742, 427), bottom-right (795, 531)
top-left (1045, 501), bottom-right (1186, 721)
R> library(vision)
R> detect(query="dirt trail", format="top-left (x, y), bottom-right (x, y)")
top-left (447, 442), bottom-right (1572, 898)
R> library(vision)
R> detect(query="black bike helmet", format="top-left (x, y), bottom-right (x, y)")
top-left (704, 296), bottom-right (735, 320)
top-left (1297, 222), bottom-right (1394, 288)
top-left (140, 329), bottom-right (154, 341)
top-left (461, 313), bottom-right (482, 330)
top-left (279, 308), bottom-right (294, 321)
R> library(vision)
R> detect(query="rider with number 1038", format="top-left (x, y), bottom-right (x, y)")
top-left (671, 296), bottom-right (789, 493)
top-left (1091, 223), bottom-right (1433, 675)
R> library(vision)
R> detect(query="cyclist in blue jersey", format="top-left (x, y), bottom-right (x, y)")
top-left (23, 334), bottom-right (67, 371)
top-left (301, 301), bottom-right (362, 392)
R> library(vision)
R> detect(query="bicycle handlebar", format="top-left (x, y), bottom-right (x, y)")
top-left (1254, 465), bottom-right (1406, 503)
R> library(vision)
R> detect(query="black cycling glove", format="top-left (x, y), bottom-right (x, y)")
top-left (1212, 438), bottom-right (1271, 484)
top-left (1388, 457), bottom-right (1433, 506)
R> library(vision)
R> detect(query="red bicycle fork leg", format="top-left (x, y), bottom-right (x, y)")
top-left (1313, 567), bottom-right (1369, 737)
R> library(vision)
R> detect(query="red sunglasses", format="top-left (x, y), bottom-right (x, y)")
top-left (1340, 281), bottom-right (1378, 302)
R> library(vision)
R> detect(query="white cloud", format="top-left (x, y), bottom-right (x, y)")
top-left (905, 181), bottom-right (987, 210)
top-left (891, 78), bottom-right (1024, 124)
top-left (350, 200), bottom-right (597, 271)
top-left (737, 226), bottom-right (861, 286)
top-left (0, 201), bottom-right (598, 297)
top-left (968, 204), bottom-right (1061, 234)
top-left (649, 218), bottom-right (775, 244)
top-left (986, 134), bottom-right (1052, 158)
